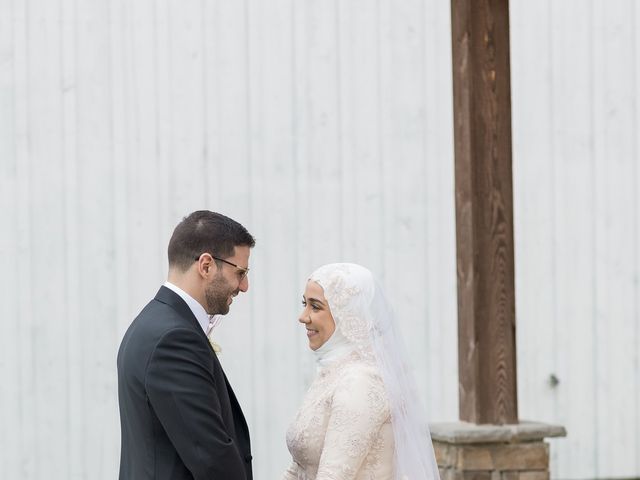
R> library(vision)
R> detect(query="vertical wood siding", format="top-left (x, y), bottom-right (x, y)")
top-left (511, 0), bottom-right (640, 477)
top-left (0, 1), bottom-right (637, 478)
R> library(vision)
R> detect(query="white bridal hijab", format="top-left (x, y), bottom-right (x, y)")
top-left (309, 263), bottom-right (440, 480)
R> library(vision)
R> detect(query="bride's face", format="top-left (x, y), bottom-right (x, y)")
top-left (299, 281), bottom-right (336, 351)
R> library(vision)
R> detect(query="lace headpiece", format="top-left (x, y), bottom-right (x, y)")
top-left (310, 263), bottom-right (376, 354)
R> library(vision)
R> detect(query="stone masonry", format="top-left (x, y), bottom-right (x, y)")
top-left (430, 422), bottom-right (566, 480)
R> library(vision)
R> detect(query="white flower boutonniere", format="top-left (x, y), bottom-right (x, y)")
top-left (208, 335), bottom-right (222, 355)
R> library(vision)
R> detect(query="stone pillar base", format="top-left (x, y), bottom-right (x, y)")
top-left (430, 422), bottom-right (566, 480)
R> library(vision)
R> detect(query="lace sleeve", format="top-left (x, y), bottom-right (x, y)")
top-left (316, 366), bottom-right (390, 480)
top-left (282, 461), bottom-right (300, 480)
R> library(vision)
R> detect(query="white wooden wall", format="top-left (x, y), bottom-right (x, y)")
top-left (0, 1), bottom-right (637, 479)
top-left (511, 0), bottom-right (640, 477)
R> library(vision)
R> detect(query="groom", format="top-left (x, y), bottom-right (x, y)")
top-left (117, 210), bottom-right (255, 480)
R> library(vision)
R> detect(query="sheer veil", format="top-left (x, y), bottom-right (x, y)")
top-left (309, 263), bottom-right (440, 480)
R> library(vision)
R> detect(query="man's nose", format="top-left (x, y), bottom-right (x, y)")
top-left (239, 276), bottom-right (249, 292)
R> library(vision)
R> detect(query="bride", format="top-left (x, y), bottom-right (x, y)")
top-left (282, 263), bottom-right (440, 480)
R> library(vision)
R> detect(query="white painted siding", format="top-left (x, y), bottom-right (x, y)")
top-left (511, 0), bottom-right (640, 477)
top-left (0, 1), bottom-right (637, 479)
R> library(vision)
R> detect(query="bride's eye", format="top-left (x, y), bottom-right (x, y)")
top-left (301, 300), bottom-right (307, 307)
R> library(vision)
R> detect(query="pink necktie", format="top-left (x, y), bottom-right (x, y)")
top-left (206, 315), bottom-right (220, 337)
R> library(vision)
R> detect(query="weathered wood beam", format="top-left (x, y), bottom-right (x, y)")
top-left (451, 0), bottom-right (518, 425)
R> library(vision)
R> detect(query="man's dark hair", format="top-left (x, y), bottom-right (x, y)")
top-left (168, 210), bottom-right (256, 272)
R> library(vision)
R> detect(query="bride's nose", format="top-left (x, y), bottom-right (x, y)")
top-left (298, 311), bottom-right (310, 324)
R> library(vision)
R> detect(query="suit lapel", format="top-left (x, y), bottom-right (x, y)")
top-left (154, 286), bottom-right (208, 339)
top-left (154, 286), bottom-right (226, 357)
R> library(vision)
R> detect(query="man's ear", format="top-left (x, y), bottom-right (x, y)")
top-left (195, 253), bottom-right (213, 278)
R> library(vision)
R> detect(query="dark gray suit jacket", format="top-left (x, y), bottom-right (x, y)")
top-left (117, 286), bottom-right (252, 480)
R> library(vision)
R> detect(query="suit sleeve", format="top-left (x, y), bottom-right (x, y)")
top-left (145, 327), bottom-right (246, 480)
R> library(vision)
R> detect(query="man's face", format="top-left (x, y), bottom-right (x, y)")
top-left (204, 245), bottom-right (250, 315)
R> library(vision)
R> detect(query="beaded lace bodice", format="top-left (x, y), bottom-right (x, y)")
top-left (282, 352), bottom-right (394, 480)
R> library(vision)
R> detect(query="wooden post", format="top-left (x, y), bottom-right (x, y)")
top-left (451, 0), bottom-right (518, 425)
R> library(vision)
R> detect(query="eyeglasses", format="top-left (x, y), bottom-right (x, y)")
top-left (195, 253), bottom-right (250, 280)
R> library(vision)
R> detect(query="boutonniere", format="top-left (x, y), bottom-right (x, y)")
top-left (208, 334), bottom-right (222, 355)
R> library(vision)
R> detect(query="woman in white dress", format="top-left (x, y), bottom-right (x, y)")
top-left (282, 263), bottom-right (440, 480)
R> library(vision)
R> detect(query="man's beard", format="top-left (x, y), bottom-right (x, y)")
top-left (205, 274), bottom-right (236, 315)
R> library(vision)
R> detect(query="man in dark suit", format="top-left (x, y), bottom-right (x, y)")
top-left (117, 210), bottom-right (255, 480)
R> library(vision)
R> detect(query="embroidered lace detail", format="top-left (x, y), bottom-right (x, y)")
top-left (339, 314), bottom-right (370, 345)
top-left (322, 267), bottom-right (361, 309)
top-left (283, 353), bottom-right (395, 480)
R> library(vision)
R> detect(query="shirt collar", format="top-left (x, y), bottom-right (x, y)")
top-left (163, 281), bottom-right (211, 334)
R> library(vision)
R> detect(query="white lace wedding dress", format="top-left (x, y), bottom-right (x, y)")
top-left (282, 351), bottom-right (394, 480)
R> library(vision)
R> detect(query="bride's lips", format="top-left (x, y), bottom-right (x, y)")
top-left (306, 329), bottom-right (319, 338)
